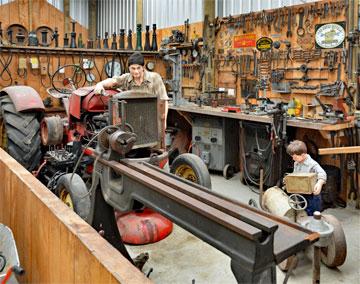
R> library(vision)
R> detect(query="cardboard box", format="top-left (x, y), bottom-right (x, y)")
top-left (284, 173), bottom-right (317, 194)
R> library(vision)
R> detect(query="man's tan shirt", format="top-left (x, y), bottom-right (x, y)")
top-left (113, 70), bottom-right (168, 101)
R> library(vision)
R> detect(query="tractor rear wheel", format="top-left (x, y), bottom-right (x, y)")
top-left (0, 96), bottom-right (41, 171)
top-left (56, 174), bottom-right (91, 222)
top-left (170, 153), bottom-right (212, 189)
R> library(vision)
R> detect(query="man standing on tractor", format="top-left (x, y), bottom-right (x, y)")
top-left (94, 51), bottom-right (169, 128)
top-left (286, 140), bottom-right (327, 216)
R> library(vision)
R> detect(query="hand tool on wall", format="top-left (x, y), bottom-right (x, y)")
top-left (70, 20), bottom-right (77, 48)
top-left (151, 24), bottom-right (158, 51)
top-left (0, 50), bottom-right (13, 86)
top-left (346, 31), bottom-right (358, 79)
top-left (127, 29), bottom-right (133, 50)
top-left (297, 7), bottom-right (305, 37)
top-left (291, 48), bottom-right (321, 62)
top-left (136, 24), bottom-right (142, 51)
top-left (357, 51), bottom-right (360, 109)
top-left (144, 25), bottom-right (151, 51)
top-left (51, 27), bottom-right (59, 47)
top-left (119, 29), bottom-right (125, 49)
top-left (286, 8), bottom-right (292, 38)
top-left (252, 50), bottom-right (258, 77)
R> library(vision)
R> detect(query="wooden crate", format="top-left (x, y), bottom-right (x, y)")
top-left (284, 173), bottom-right (317, 194)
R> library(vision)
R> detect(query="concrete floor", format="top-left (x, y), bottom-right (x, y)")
top-left (127, 173), bottom-right (360, 284)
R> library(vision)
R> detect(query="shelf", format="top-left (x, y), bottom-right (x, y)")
top-left (0, 45), bottom-right (159, 56)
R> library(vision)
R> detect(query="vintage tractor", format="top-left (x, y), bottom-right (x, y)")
top-left (0, 64), bottom-right (211, 240)
top-left (1, 65), bottom-right (326, 283)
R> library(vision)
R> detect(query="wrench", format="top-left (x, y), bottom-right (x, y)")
top-left (286, 8), bottom-right (292, 38)
top-left (297, 8), bottom-right (305, 37)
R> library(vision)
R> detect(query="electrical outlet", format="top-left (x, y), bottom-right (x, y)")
top-left (18, 57), bottom-right (27, 69)
top-left (30, 57), bottom-right (39, 69)
top-left (40, 63), bottom-right (48, 75)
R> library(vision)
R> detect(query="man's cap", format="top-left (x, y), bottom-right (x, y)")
top-left (128, 52), bottom-right (145, 66)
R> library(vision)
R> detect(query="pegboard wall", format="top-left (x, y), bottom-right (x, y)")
top-left (214, 0), bottom-right (354, 116)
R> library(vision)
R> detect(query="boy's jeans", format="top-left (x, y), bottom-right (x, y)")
top-left (303, 194), bottom-right (322, 216)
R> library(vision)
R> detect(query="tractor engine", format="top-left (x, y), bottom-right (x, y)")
top-left (36, 142), bottom-right (93, 192)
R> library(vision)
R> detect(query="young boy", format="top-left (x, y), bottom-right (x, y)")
top-left (286, 140), bottom-right (327, 216)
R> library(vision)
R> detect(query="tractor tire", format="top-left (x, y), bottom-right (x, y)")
top-left (0, 96), bottom-right (41, 171)
top-left (56, 173), bottom-right (91, 222)
top-left (320, 214), bottom-right (347, 267)
top-left (170, 153), bottom-right (212, 189)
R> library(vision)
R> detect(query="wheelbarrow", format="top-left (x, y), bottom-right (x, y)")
top-left (0, 224), bottom-right (24, 284)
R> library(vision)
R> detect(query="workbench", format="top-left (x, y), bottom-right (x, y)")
top-left (169, 103), bottom-right (354, 131)
top-left (168, 103), bottom-right (355, 188)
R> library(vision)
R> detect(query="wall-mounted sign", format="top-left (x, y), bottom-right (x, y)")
top-left (315, 22), bottom-right (346, 49)
top-left (233, 34), bottom-right (256, 48)
top-left (256, 37), bottom-right (273, 52)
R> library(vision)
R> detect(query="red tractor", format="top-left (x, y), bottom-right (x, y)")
top-left (0, 64), bottom-right (211, 241)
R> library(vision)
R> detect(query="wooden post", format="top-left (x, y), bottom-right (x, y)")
top-left (64, 0), bottom-right (70, 34)
top-left (136, 0), bottom-right (143, 25)
top-left (202, 0), bottom-right (216, 93)
top-left (313, 246), bottom-right (321, 284)
top-left (88, 0), bottom-right (97, 41)
top-left (28, 0), bottom-right (33, 31)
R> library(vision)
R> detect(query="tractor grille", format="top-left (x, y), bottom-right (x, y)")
top-left (113, 92), bottom-right (159, 149)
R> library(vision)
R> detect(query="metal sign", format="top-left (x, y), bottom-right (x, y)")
top-left (256, 37), bottom-right (273, 52)
top-left (315, 22), bottom-right (346, 49)
top-left (233, 34), bottom-right (256, 48)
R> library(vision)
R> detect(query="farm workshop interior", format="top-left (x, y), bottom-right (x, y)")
top-left (0, 0), bottom-right (359, 283)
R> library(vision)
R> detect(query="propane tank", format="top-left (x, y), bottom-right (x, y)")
top-left (262, 186), bottom-right (307, 221)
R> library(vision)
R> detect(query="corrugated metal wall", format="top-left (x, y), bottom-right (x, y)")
top-left (45, 0), bottom-right (324, 37)
top-left (143, 0), bottom-right (203, 29)
top-left (142, 0), bottom-right (322, 29)
top-left (47, 0), bottom-right (63, 11)
top-left (217, 0), bottom-right (321, 17)
top-left (0, 0), bottom-right (13, 4)
top-left (70, 0), bottom-right (88, 28)
top-left (97, 0), bottom-right (136, 38)
top-left (47, 0), bottom-right (88, 28)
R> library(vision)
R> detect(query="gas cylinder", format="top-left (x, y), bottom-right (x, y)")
top-left (115, 208), bottom-right (173, 244)
top-left (262, 186), bottom-right (307, 221)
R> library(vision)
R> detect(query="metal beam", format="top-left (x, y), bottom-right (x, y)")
top-left (92, 154), bottom-right (319, 283)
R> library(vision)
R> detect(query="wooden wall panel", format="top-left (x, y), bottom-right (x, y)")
top-left (0, 148), bottom-right (151, 284)
top-left (0, 0), bottom-right (89, 101)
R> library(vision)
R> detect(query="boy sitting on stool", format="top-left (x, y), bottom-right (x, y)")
top-left (286, 140), bottom-right (327, 216)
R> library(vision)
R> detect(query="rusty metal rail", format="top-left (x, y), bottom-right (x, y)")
top-left (93, 155), bottom-right (319, 283)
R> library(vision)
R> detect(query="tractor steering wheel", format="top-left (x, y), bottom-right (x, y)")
top-left (51, 64), bottom-right (87, 94)
top-left (288, 194), bottom-right (308, 211)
